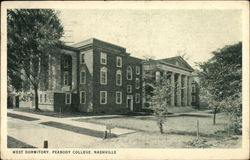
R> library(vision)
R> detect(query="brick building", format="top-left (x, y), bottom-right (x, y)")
top-left (17, 38), bottom-right (199, 113)
top-left (37, 38), bottom-right (143, 113)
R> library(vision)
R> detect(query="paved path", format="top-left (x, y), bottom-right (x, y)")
top-left (7, 109), bottom-right (135, 148)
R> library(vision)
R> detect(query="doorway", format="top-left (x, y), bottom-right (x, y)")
top-left (127, 95), bottom-right (133, 111)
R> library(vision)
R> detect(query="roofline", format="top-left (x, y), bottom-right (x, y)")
top-left (157, 56), bottom-right (194, 72)
top-left (128, 55), bottom-right (143, 61)
top-left (71, 38), bottom-right (126, 51)
top-left (59, 43), bottom-right (79, 51)
top-left (143, 59), bottom-right (194, 72)
top-left (177, 56), bottom-right (194, 71)
top-left (158, 61), bottom-right (194, 72)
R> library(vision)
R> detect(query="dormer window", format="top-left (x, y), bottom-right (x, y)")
top-left (101, 52), bottom-right (107, 65)
top-left (116, 56), bottom-right (122, 67)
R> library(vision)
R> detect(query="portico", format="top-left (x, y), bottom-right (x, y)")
top-left (143, 56), bottom-right (195, 107)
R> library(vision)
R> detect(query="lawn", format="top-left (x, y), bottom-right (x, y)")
top-left (86, 132), bottom-right (241, 148)
top-left (75, 111), bottom-right (242, 148)
top-left (40, 121), bottom-right (117, 138)
top-left (8, 136), bottom-right (36, 148)
top-left (7, 113), bottom-right (39, 121)
top-left (75, 112), bottom-right (230, 136)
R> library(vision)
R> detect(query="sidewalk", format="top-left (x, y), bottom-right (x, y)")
top-left (7, 109), bottom-right (136, 148)
top-left (8, 109), bottom-right (135, 135)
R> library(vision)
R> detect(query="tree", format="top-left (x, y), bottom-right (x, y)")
top-left (150, 72), bottom-right (172, 134)
top-left (143, 59), bottom-right (172, 134)
top-left (7, 9), bottom-right (64, 111)
top-left (197, 42), bottom-right (242, 125)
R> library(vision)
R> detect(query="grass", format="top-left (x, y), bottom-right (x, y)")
top-left (7, 136), bottom-right (36, 148)
top-left (75, 112), bottom-right (231, 137)
top-left (86, 132), bottom-right (241, 148)
top-left (75, 112), bottom-right (241, 148)
top-left (7, 113), bottom-right (39, 121)
top-left (40, 121), bottom-right (117, 138)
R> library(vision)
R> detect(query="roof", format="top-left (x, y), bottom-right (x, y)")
top-left (70, 38), bottom-right (126, 52)
top-left (158, 56), bottom-right (194, 71)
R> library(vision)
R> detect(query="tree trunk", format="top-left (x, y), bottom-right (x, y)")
top-left (34, 86), bottom-right (40, 111)
top-left (213, 108), bottom-right (217, 125)
top-left (159, 122), bottom-right (163, 134)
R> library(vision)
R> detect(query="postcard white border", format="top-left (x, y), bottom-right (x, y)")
top-left (1, 1), bottom-right (249, 160)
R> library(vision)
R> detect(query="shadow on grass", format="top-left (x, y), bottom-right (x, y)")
top-left (8, 136), bottom-right (36, 148)
top-left (13, 108), bottom-right (152, 118)
top-left (7, 113), bottom-right (39, 121)
top-left (40, 121), bottom-right (117, 138)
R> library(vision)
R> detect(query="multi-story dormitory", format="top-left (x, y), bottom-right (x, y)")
top-left (15, 38), bottom-right (199, 113)
top-left (35, 38), bottom-right (143, 113)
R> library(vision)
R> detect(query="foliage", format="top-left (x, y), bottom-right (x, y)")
top-left (186, 138), bottom-right (212, 148)
top-left (221, 93), bottom-right (242, 134)
top-left (147, 72), bottom-right (172, 134)
top-left (7, 9), bottom-right (64, 110)
top-left (197, 42), bottom-right (242, 127)
top-left (197, 42), bottom-right (242, 100)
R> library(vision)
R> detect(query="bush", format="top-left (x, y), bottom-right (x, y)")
top-left (186, 138), bottom-right (212, 148)
top-left (221, 93), bottom-right (242, 135)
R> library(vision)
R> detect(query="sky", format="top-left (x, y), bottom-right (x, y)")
top-left (58, 9), bottom-right (242, 68)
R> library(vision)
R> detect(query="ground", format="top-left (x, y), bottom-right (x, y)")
top-left (7, 108), bottom-right (241, 148)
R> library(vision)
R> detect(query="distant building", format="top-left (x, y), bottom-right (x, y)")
top-left (142, 56), bottom-right (199, 108)
top-left (37, 38), bottom-right (143, 113)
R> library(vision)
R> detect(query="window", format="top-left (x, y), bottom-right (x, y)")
top-left (80, 70), bottom-right (86, 84)
top-left (192, 95), bottom-right (196, 102)
top-left (100, 91), bottom-right (107, 104)
top-left (192, 85), bottom-right (196, 93)
top-left (116, 70), bottom-right (122, 86)
top-left (135, 78), bottom-right (140, 89)
top-left (65, 93), bottom-right (71, 104)
top-left (100, 67), bottom-right (107, 85)
top-left (81, 53), bottom-right (85, 64)
top-left (39, 94), bottom-right (43, 103)
top-left (127, 85), bottom-right (132, 93)
top-left (116, 91), bottom-right (122, 104)
top-left (127, 66), bottom-right (132, 80)
top-left (135, 93), bottom-right (140, 103)
top-left (100, 52), bottom-right (107, 65)
top-left (116, 57), bottom-right (122, 67)
top-left (64, 57), bottom-right (70, 68)
top-left (136, 66), bottom-right (140, 75)
top-left (80, 91), bottom-right (86, 104)
top-left (44, 94), bottom-right (47, 103)
top-left (64, 72), bottom-right (69, 86)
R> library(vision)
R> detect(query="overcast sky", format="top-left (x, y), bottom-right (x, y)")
top-left (58, 9), bottom-right (242, 68)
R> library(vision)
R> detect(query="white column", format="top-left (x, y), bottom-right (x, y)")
top-left (171, 72), bottom-right (175, 106)
top-left (188, 76), bottom-right (193, 106)
top-left (183, 75), bottom-right (188, 106)
top-left (155, 71), bottom-right (160, 82)
top-left (177, 74), bottom-right (182, 106)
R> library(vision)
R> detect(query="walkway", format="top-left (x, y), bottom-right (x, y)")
top-left (7, 109), bottom-right (135, 148)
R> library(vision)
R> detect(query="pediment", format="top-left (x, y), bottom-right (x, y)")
top-left (159, 56), bottom-right (194, 71)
